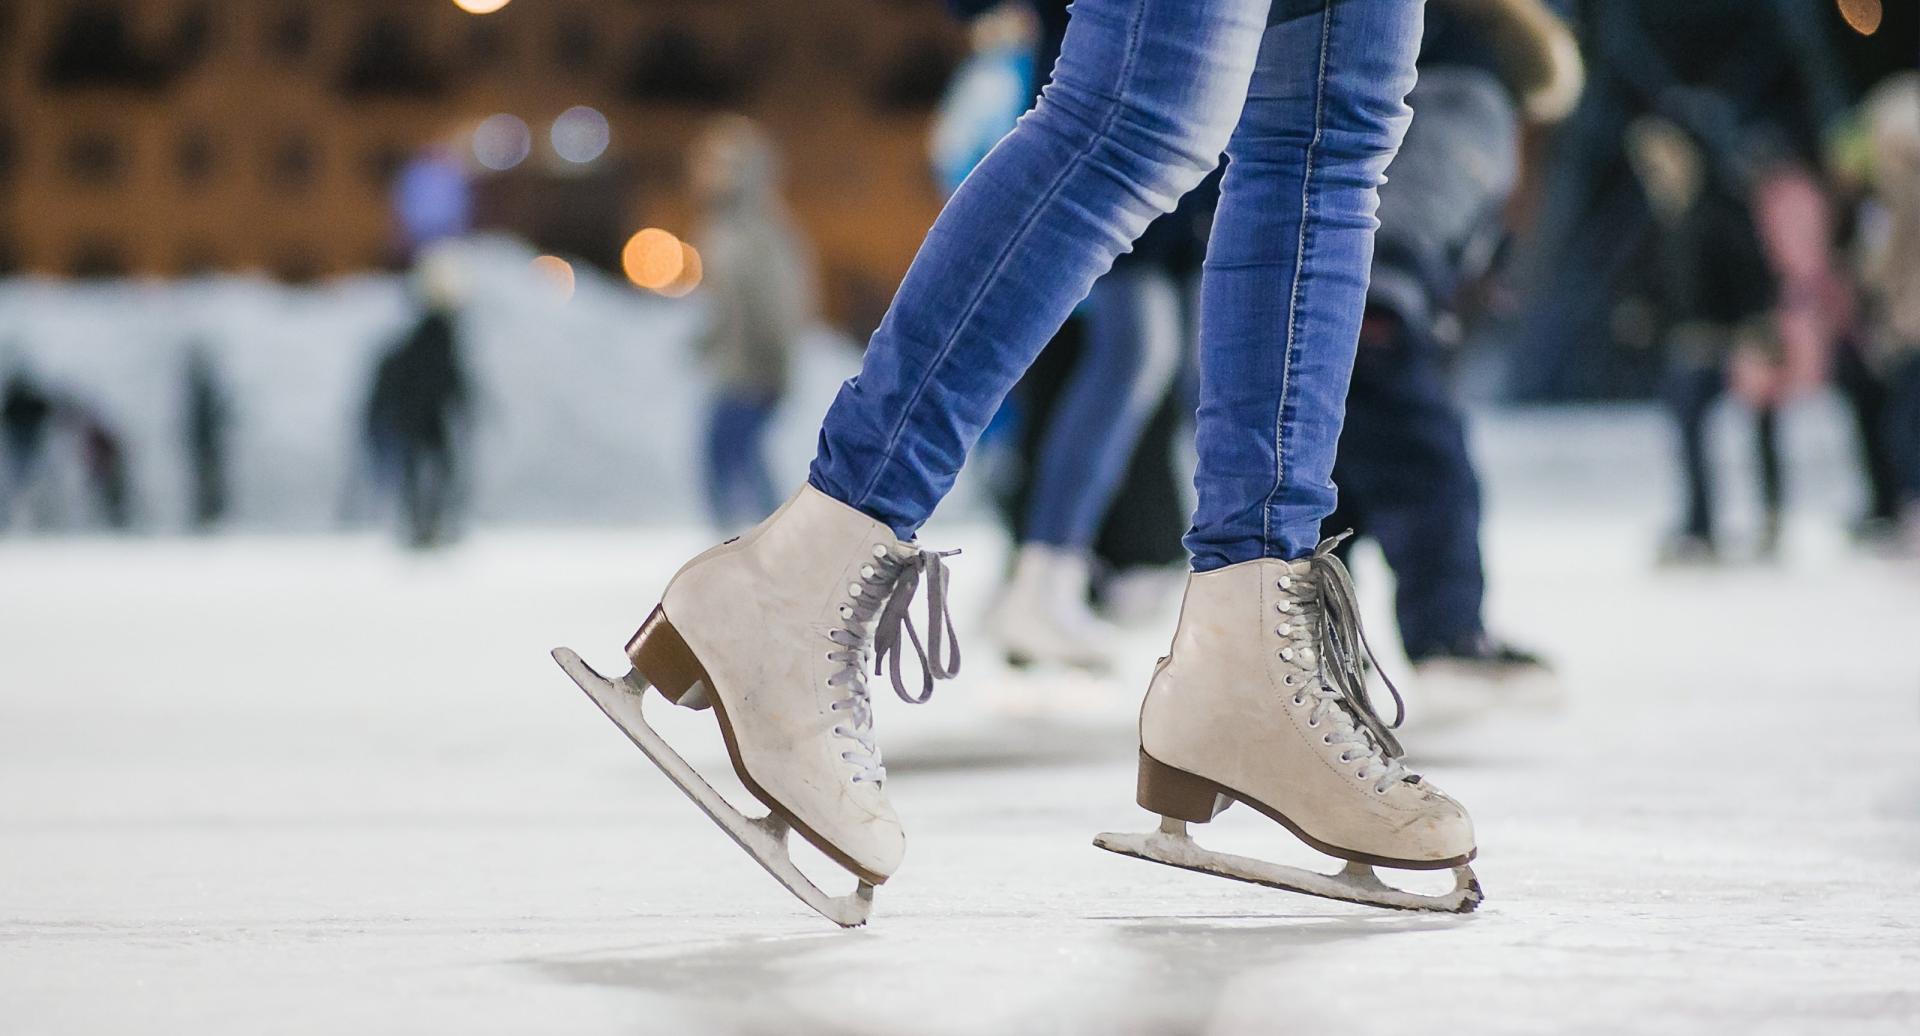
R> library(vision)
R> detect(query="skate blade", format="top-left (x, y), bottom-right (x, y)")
top-left (552, 647), bottom-right (876, 928)
top-left (1092, 819), bottom-right (1482, 914)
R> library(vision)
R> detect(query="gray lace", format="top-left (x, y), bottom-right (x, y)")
top-left (1275, 534), bottom-right (1412, 793)
top-left (824, 544), bottom-right (961, 783)
top-left (1308, 533), bottom-right (1407, 758)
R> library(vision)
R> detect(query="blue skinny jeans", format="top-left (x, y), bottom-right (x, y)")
top-left (811, 0), bottom-right (1424, 568)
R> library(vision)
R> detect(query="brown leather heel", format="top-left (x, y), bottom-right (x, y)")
top-left (1136, 750), bottom-right (1233, 823)
top-left (625, 606), bottom-right (712, 710)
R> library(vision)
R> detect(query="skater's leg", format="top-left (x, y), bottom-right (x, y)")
top-left (1024, 267), bottom-right (1183, 550)
top-left (1833, 341), bottom-right (1902, 525)
top-left (703, 394), bottom-right (754, 530)
top-left (701, 397), bottom-right (733, 529)
top-left (1334, 318), bottom-right (1488, 658)
top-left (1667, 358), bottom-right (1724, 542)
top-left (997, 267), bottom-right (1182, 669)
top-left (1887, 353), bottom-right (1920, 507)
top-left (399, 447), bottom-right (424, 546)
top-left (1755, 404), bottom-right (1784, 550)
top-left (1185, 0), bottom-right (1424, 570)
top-left (738, 393), bottom-right (782, 524)
top-left (421, 444), bottom-right (455, 546)
top-left (1110, 0), bottom-right (1481, 913)
top-left (1094, 377), bottom-right (1193, 570)
top-left (810, 0), bottom-right (1271, 538)
top-left (568, 1), bottom-right (1275, 920)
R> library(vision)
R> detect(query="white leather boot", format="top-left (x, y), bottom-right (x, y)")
top-left (1097, 538), bottom-right (1481, 912)
top-left (994, 543), bottom-right (1122, 671)
top-left (556, 484), bottom-right (959, 924)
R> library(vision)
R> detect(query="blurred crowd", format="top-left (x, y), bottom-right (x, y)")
top-left (2, 0), bottom-right (1915, 661)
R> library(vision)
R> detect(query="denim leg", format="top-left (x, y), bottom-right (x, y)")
top-left (1332, 325), bottom-right (1488, 656)
top-left (704, 396), bottom-right (742, 529)
top-left (810, 0), bottom-right (1270, 539)
top-left (1186, 0), bottom-right (1424, 569)
top-left (738, 396), bottom-right (781, 522)
top-left (1024, 267), bottom-right (1184, 548)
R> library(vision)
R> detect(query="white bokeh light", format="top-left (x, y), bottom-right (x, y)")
top-left (472, 114), bottom-right (531, 171)
top-left (550, 106), bottom-right (611, 165)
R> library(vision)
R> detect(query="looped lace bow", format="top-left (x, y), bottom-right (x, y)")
top-left (824, 543), bottom-right (962, 782)
top-left (874, 548), bottom-right (962, 704)
top-left (1304, 532), bottom-right (1407, 760)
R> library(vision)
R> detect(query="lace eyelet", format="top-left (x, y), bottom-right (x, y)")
top-left (1307, 718), bottom-right (1319, 728)
top-left (1291, 694), bottom-right (1305, 706)
top-left (872, 544), bottom-right (887, 558)
top-left (1279, 576), bottom-right (1292, 589)
top-left (860, 565), bottom-right (875, 579)
top-left (839, 606), bottom-right (852, 618)
top-left (1282, 674), bottom-right (1295, 686)
top-left (1322, 735), bottom-right (1333, 745)
top-left (848, 582), bottom-right (863, 597)
top-left (1355, 770), bottom-right (1367, 779)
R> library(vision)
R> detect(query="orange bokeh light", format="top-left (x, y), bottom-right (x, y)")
top-left (1836, 0), bottom-right (1881, 35)
top-left (622, 228), bottom-right (687, 292)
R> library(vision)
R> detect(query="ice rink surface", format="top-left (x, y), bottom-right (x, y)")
top-left (4, 407), bottom-right (1919, 1034)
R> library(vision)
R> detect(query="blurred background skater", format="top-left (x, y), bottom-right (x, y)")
top-left (72, 404), bottom-right (132, 531)
top-left (690, 116), bottom-right (815, 533)
top-left (928, 4), bottom-right (1036, 195)
top-left (361, 258), bottom-right (472, 550)
top-left (182, 347), bottom-right (231, 532)
top-left (1324, 0), bottom-right (1578, 716)
top-left (1627, 113), bottom-right (1789, 564)
top-left (1854, 72), bottom-right (1920, 551)
top-left (941, 0), bottom-right (1205, 672)
top-left (1, 362), bottom-right (58, 531)
top-left (1578, 0), bottom-right (1856, 565)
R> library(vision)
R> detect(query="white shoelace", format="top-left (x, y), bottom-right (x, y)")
top-left (824, 544), bottom-right (961, 783)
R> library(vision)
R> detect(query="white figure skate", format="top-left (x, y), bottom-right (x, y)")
top-left (554, 486), bottom-right (960, 927)
top-left (1095, 536), bottom-right (1482, 913)
top-left (994, 544), bottom-right (1123, 672)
